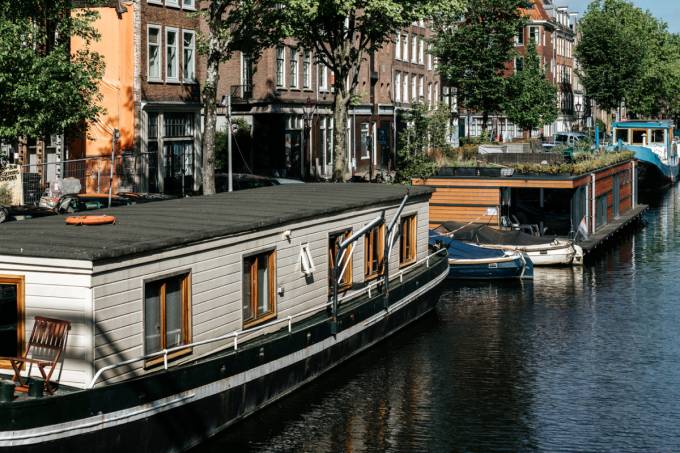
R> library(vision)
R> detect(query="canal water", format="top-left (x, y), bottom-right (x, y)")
top-left (198, 188), bottom-right (680, 452)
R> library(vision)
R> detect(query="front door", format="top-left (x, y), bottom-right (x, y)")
top-left (0, 276), bottom-right (24, 367)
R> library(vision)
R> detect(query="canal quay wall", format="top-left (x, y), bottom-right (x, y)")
top-left (413, 159), bottom-right (648, 256)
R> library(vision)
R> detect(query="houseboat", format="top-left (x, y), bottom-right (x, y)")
top-left (611, 120), bottom-right (679, 189)
top-left (0, 184), bottom-right (449, 452)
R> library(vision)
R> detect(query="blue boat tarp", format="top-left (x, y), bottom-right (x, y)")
top-left (429, 231), bottom-right (506, 260)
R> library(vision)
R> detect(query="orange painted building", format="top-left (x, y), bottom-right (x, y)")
top-left (70, 2), bottom-right (136, 193)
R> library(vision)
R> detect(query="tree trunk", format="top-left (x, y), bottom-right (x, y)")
top-left (481, 111), bottom-right (489, 135)
top-left (202, 48), bottom-right (220, 195)
top-left (332, 88), bottom-right (351, 182)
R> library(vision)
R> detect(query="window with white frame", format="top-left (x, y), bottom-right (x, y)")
top-left (319, 64), bottom-right (328, 91)
top-left (403, 73), bottom-right (409, 103)
top-left (166, 28), bottom-right (179, 81)
top-left (411, 35), bottom-right (417, 63)
top-left (182, 0), bottom-right (195, 9)
top-left (395, 72), bottom-right (401, 102)
top-left (276, 47), bottom-right (285, 87)
top-left (395, 33), bottom-right (401, 60)
top-left (529, 26), bottom-right (539, 45)
top-left (148, 26), bottom-right (161, 81)
top-left (418, 75), bottom-right (424, 100)
top-left (427, 44), bottom-right (432, 70)
top-left (303, 50), bottom-right (311, 88)
top-left (182, 31), bottom-right (195, 82)
top-left (411, 75), bottom-right (416, 100)
top-left (427, 82), bottom-right (432, 108)
top-left (165, 0), bottom-right (179, 7)
top-left (403, 34), bottom-right (408, 62)
top-left (418, 38), bottom-right (424, 64)
top-left (290, 48), bottom-right (299, 88)
top-left (433, 82), bottom-right (439, 105)
top-left (321, 117), bottom-right (334, 175)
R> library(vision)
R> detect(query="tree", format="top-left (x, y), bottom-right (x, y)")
top-left (197, 1), bottom-right (285, 194)
top-left (504, 42), bottom-right (557, 136)
top-left (432, 0), bottom-right (528, 134)
top-left (575, 0), bottom-right (677, 118)
top-left (284, 0), bottom-right (461, 181)
top-left (0, 1), bottom-right (104, 139)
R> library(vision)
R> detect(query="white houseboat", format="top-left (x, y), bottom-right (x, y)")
top-left (0, 184), bottom-right (448, 452)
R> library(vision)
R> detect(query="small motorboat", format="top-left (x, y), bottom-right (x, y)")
top-left (434, 221), bottom-right (584, 266)
top-left (429, 231), bottom-right (533, 280)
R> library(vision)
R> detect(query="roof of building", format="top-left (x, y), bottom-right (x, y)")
top-left (613, 120), bottom-right (674, 129)
top-left (521, 0), bottom-right (551, 22)
top-left (0, 184), bottom-right (433, 263)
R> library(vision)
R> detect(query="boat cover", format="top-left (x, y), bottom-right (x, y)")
top-left (429, 231), bottom-right (506, 259)
top-left (434, 221), bottom-right (555, 246)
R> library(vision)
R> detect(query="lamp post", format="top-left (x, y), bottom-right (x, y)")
top-left (302, 97), bottom-right (316, 179)
top-left (574, 101), bottom-right (582, 132)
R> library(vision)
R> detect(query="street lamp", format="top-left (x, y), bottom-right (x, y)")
top-left (574, 101), bottom-right (582, 132)
top-left (302, 97), bottom-right (316, 179)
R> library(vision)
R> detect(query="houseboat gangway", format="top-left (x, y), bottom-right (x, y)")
top-left (0, 183), bottom-right (448, 452)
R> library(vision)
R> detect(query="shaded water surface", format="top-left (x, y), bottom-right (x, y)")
top-left (197, 189), bottom-right (680, 452)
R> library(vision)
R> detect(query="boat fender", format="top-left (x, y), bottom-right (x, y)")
top-left (65, 215), bottom-right (117, 226)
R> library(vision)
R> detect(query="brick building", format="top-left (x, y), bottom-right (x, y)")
top-left (462, 0), bottom-right (581, 140)
top-left (218, 21), bottom-right (447, 181)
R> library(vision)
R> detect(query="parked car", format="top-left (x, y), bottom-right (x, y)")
top-left (0, 204), bottom-right (57, 224)
top-left (215, 173), bottom-right (279, 192)
top-left (117, 192), bottom-right (177, 203)
top-left (55, 194), bottom-right (135, 214)
top-left (543, 132), bottom-right (587, 150)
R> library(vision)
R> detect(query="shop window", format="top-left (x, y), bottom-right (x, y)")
top-left (360, 123), bottom-right (370, 159)
top-left (144, 273), bottom-right (191, 359)
top-left (243, 250), bottom-right (277, 327)
top-left (399, 215), bottom-right (417, 266)
top-left (364, 224), bottom-right (385, 280)
top-left (329, 229), bottom-right (353, 292)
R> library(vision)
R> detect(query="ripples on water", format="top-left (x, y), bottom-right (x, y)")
top-left (197, 189), bottom-right (680, 452)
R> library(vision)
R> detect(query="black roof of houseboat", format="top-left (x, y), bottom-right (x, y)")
top-left (0, 183), bottom-right (433, 262)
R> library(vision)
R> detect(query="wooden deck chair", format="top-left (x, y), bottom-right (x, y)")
top-left (0, 316), bottom-right (71, 395)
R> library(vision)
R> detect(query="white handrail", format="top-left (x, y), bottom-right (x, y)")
top-left (87, 249), bottom-right (446, 389)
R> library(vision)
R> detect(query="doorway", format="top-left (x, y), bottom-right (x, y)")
top-left (0, 275), bottom-right (24, 367)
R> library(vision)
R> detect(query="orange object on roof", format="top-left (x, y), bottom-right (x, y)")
top-left (65, 215), bottom-right (117, 226)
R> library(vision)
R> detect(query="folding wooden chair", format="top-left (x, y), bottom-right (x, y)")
top-left (0, 316), bottom-right (71, 395)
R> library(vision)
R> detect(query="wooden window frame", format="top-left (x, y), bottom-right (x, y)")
top-left (143, 272), bottom-right (192, 367)
top-left (242, 250), bottom-right (277, 329)
top-left (399, 214), bottom-right (417, 267)
top-left (0, 275), bottom-right (25, 369)
top-left (329, 229), bottom-right (353, 293)
top-left (364, 224), bottom-right (385, 281)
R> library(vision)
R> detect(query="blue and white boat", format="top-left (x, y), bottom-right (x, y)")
top-left (429, 231), bottom-right (533, 280)
top-left (611, 120), bottom-right (679, 189)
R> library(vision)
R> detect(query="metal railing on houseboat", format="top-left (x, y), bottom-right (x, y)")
top-left (87, 248), bottom-right (447, 389)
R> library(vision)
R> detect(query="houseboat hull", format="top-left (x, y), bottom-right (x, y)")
top-left (0, 254), bottom-right (449, 453)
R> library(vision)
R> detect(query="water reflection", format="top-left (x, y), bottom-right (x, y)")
top-left (197, 188), bottom-right (680, 452)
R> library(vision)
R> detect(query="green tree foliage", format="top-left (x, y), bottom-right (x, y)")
top-left (504, 42), bottom-right (557, 135)
top-left (284, 0), bottom-right (462, 181)
top-left (197, 0), bottom-right (286, 194)
top-left (432, 0), bottom-right (528, 132)
top-left (576, 0), bottom-right (680, 117)
top-left (0, 0), bottom-right (104, 139)
top-left (395, 103), bottom-right (450, 183)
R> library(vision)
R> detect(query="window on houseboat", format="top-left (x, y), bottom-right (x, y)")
top-left (243, 251), bottom-right (277, 327)
top-left (144, 273), bottom-right (191, 356)
top-left (0, 276), bottom-right (23, 367)
top-left (399, 215), bottom-right (417, 266)
top-left (329, 230), bottom-right (353, 292)
top-left (651, 129), bottom-right (665, 144)
top-left (632, 130), bottom-right (646, 145)
top-left (365, 224), bottom-right (385, 280)
top-left (615, 129), bottom-right (628, 143)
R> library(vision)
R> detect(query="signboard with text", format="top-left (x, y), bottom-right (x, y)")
top-left (0, 164), bottom-right (23, 205)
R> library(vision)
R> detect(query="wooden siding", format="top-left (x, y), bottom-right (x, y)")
top-left (0, 260), bottom-right (93, 388)
top-left (90, 201), bottom-right (430, 384)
